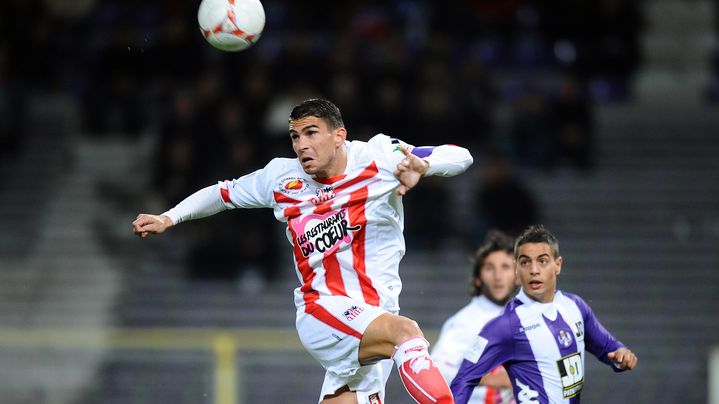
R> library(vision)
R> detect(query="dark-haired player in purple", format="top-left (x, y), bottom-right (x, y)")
top-left (450, 225), bottom-right (637, 404)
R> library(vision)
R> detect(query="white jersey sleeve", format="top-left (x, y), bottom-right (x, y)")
top-left (162, 184), bottom-right (227, 225)
top-left (162, 159), bottom-right (282, 225)
top-left (420, 144), bottom-right (474, 177)
top-left (218, 159), bottom-right (281, 209)
top-left (381, 136), bottom-right (473, 177)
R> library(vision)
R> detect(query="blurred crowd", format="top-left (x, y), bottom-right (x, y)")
top-left (1, 0), bottom-right (644, 281)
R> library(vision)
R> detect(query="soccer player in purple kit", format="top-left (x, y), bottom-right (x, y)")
top-left (450, 225), bottom-right (637, 404)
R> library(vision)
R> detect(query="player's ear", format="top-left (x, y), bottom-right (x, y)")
top-left (555, 256), bottom-right (562, 276)
top-left (335, 127), bottom-right (347, 145)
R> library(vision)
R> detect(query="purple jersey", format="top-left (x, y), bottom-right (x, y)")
top-left (450, 290), bottom-right (625, 404)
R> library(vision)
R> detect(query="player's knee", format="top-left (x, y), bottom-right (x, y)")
top-left (392, 316), bottom-right (423, 344)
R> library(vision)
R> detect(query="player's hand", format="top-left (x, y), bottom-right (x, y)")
top-left (132, 214), bottom-right (173, 238)
top-left (608, 347), bottom-right (638, 370)
top-left (393, 146), bottom-right (429, 196)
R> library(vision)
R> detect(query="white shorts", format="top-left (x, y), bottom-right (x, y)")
top-left (295, 295), bottom-right (393, 403)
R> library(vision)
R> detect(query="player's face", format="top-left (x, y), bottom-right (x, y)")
top-left (289, 116), bottom-right (347, 178)
top-left (477, 251), bottom-right (517, 305)
top-left (515, 242), bottom-right (562, 303)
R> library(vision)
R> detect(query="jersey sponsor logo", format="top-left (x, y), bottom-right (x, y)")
top-left (368, 392), bottom-right (382, 404)
top-left (291, 208), bottom-right (361, 257)
top-left (557, 329), bottom-right (573, 348)
top-left (515, 379), bottom-right (539, 403)
top-left (575, 321), bottom-right (584, 338)
top-left (343, 305), bottom-right (365, 321)
top-left (278, 177), bottom-right (310, 195)
top-left (556, 352), bottom-right (584, 398)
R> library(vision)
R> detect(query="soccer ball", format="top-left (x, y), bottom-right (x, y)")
top-left (198, 0), bottom-right (265, 52)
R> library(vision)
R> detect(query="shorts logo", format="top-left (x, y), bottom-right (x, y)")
top-left (278, 177), bottom-right (310, 195)
top-left (368, 392), bottom-right (382, 404)
top-left (557, 329), bottom-right (573, 348)
top-left (343, 305), bottom-right (364, 321)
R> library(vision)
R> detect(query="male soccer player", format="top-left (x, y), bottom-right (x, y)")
top-left (432, 230), bottom-right (517, 404)
top-left (132, 98), bottom-right (473, 403)
top-left (450, 225), bottom-right (637, 404)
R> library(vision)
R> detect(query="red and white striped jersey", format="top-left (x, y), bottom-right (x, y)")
top-left (217, 134), bottom-right (472, 312)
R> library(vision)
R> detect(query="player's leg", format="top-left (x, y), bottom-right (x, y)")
top-left (296, 296), bottom-right (391, 404)
top-left (321, 386), bottom-right (357, 404)
top-left (319, 357), bottom-right (391, 404)
top-left (360, 313), bottom-right (454, 403)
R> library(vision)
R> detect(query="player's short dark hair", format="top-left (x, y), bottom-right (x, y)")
top-left (471, 230), bottom-right (514, 296)
top-left (289, 98), bottom-right (344, 129)
top-left (514, 224), bottom-right (559, 259)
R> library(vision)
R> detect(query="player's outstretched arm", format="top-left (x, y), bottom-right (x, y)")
top-left (132, 214), bottom-right (173, 238)
top-left (607, 347), bottom-right (638, 370)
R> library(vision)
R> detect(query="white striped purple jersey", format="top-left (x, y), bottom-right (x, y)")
top-left (450, 289), bottom-right (626, 404)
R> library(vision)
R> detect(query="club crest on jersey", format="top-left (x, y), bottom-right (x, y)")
top-left (557, 329), bottom-right (573, 348)
top-left (311, 185), bottom-right (336, 204)
top-left (290, 208), bottom-right (361, 257)
top-left (343, 305), bottom-right (364, 321)
top-left (278, 177), bottom-right (310, 195)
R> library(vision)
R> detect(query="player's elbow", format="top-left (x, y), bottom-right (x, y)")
top-left (454, 146), bottom-right (474, 172)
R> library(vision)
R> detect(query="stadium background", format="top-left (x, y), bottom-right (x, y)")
top-left (0, 0), bottom-right (718, 403)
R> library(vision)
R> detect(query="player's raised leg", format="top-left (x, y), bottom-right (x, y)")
top-left (360, 314), bottom-right (454, 404)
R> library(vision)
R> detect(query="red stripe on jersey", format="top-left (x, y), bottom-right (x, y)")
top-left (314, 173), bottom-right (347, 185)
top-left (220, 187), bottom-right (232, 203)
top-left (333, 162), bottom-right (379, 193)
top-left (284, 206), bottom-right (301, 218)
top-left (274, 191), bottom-right (303, 218)
top-left (347, 186), bottom-right (380, 306)
top-left (322, 253), bottom-right (347, 296)
top-left (311, 161), bottom-right (379, 215)
top-left (313, 202), bottom-right (332, 216)
top-left (273, 191), bottom-right (302, 204)
top-left (288, 219), bottom-right (318, 306)
top-left (306, 303), bottom-right (362, 339)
